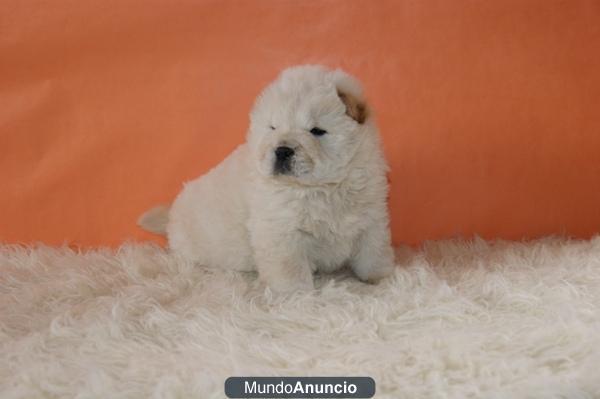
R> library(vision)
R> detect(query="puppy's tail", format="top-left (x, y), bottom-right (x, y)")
top-left (137, 205), bottom-right (170, 236)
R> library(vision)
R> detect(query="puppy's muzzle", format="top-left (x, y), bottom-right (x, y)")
top-left (273, 146), bottom-right (294, 175)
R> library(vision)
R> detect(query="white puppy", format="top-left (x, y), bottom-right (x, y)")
top-left (139, 65), bottom-right (395, 292)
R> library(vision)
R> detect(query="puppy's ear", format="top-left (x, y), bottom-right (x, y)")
top-left (332, 69), bottom-right (368, 124)
top-left (337, 89), bottom-right (368, 124)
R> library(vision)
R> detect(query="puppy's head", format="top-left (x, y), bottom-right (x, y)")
top-left (247, 65), bottom-right (371, 185)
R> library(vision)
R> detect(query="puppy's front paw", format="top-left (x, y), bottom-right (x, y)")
top-left (266, 275), bottom-right (315, 293)
top-left (352, 258), bottom-right (395, 284)
top-left (257, 259), bottom-right (315, 293)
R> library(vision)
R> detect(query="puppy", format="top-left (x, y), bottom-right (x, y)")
top-left (139, 65), bottom-right (395, 292)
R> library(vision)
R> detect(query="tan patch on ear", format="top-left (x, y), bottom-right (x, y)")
top-left (337, 90), bottom-right (368, 124)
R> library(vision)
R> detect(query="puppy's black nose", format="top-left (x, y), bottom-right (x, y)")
top-left (275, 146), bottom-right (294, 160)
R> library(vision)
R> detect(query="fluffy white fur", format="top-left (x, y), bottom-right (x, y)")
top-left (139, 65), bottom-right (394, 292)
top-left (1, 237), bottom-right (600, 398)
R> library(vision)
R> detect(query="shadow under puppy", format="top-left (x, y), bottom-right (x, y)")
top-left (139, 65), bottom-right (395, 292)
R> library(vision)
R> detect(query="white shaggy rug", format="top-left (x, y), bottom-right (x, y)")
top-left (1, 237), bottom-right (600, 399)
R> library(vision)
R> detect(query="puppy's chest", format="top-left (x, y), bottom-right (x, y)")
top-left (294, 190), bottom-right (365, 242)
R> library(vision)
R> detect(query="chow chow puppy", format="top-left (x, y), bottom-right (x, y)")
top-left (139, 65), bottom-right (395, 292)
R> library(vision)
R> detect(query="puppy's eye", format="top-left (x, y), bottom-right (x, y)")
top-left (269, 125), bottom-right (276, 130)
top-left (310, 127), bottom-right (327, 136)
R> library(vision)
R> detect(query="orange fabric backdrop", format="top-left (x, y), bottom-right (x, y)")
top-left (2, 0), bottom-right (600, 247)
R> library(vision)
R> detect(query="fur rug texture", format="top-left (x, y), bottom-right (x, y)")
top-left (1, 237), bottom-right (600, 399)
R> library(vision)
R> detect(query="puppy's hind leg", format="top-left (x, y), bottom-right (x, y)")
top-left (350, 223), bottom-right (395, 283)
